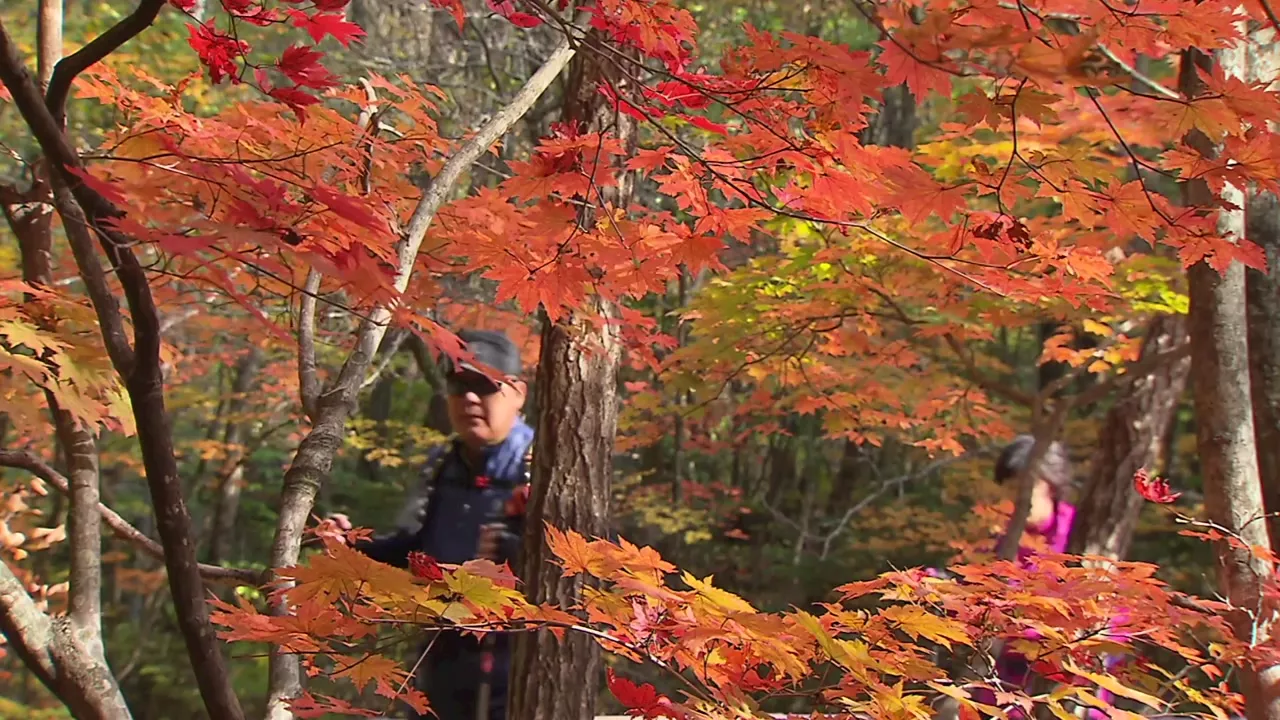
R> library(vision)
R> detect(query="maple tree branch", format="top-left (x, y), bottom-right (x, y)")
top-left (44, 0), bottom-right (165, 123)
top-left (1071, 342), bottom-right (1192, 408)
top-left (0, 560), bottom-right (58, 691)
top-left (1095, 45), bottom-right (1180, 101)
top-left (49, 178), bottom-right (136, 374)
top-left (1261, 0), bottom-right (1280, 38)
top-left (400, 33), bottom-right (577, 258)
top-left (762, 452), bottom-right (979, 559)
top-left (298, 268), bottom-right (321, 422)
top-left (0, 450), bottom-right (263, 586)
top-left (263, 33), bottom-right (579, 717)
top-left (940, 331), bottom-right (1034, 407)
top-left (361, 328), bottom-right (410, 390)
top-left (862, 281), bottom-right (1034, 407)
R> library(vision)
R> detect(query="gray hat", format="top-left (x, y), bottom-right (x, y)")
top-left (445, 328), bottom-right (522, 378)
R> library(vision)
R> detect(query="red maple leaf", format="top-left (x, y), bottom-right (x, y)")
top-left (1134, 468), bottom-right (1182, 504)
top-left (309, 185), bottom-right (385, 231)
top-left (287, 9), bottom-right (366, 47)
top-left (276, 44), bottom-right (339, 90)
top-left (485, 0), bottom-right (543, 27)
top-left (187, 20), bottom-right (248, 85)
top-left (287, 692), bottom-right (378, 718)
top-left (268, 85), bottom-right (321, 113)
top-left (408, 552), bottom-right (444, 582)
top-left (606, 668), bottom-right (684, 719)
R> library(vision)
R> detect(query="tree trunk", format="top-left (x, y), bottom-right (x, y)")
top-left (859, 82), bottom-right (916, 149)
top-left (0, 4), bottom-right (123, 712)
top-left (509, 30), bottom-right (634, 720)
top-left (1246, 188), bottom-right (1280, 550)
top-left (1067, 314), bottom-right (1190, 559)
top-left (1180, 43), bottom-right (1280, 720)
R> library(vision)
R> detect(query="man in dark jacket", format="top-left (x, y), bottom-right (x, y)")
top-left (342, 328), bottom-right (534, 720)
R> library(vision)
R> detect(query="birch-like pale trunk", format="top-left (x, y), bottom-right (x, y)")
top-left (1180, 31), bottom-right (1280, 720)
top-left (1243, 35), bottom-right (1280, 550)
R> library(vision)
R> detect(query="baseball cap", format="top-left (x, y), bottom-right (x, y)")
top-left (442, 329), bottom-right (522, 396)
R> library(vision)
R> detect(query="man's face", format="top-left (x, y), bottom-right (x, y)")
top-left (445, 370), bottom-right (527, 448)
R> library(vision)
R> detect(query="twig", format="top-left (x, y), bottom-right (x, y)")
top-left (0, 450), bottom-right (262, 585)
top-left (360, 328), bottom-right (410, 390)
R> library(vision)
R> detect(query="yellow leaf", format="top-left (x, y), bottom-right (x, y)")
top-left (1081, 319), bottom-right (1113, 337)
top-left (1063, 659), bottom-right (1164, 711)
top-left (332, 653), bottom-right (408, 694)
top-left (682, 572), bottom-right (756, 613)
top-left (880, 604), bottom-right (971, 649)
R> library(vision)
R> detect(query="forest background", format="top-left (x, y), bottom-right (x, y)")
top-left (3, 0), bottom-right (1280, 718)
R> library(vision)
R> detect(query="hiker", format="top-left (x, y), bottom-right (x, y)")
top-left (334, 328), bottom-right (534, 720)
top-left (978, 434), bottom-right (1125, 719)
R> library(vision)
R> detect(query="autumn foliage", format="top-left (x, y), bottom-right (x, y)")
top-left (3, 0), bottom-right (1280, 714)
top-left (209, 502), bottom-right (1280, 720)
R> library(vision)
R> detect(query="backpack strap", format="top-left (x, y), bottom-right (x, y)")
top-left (391, 439), bottom-right (453, 533)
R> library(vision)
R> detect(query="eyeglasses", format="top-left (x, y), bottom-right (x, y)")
top-left (446, 371), bottom-right (502, 397)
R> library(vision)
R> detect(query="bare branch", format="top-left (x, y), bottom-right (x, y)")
top-left (0, 450), bottom-right (263, 585)
top-left (1073, 342), bottom-right (1191, 407)
top-left (360, 328), bottom-right (410, 390)
top-left (49, 179), bottom-right (136, 376)
top-left (0, 561), bottom-right (57, 688)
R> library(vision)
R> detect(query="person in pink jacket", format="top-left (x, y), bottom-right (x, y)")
top-left (973, 435), bottom-right (1123, 719)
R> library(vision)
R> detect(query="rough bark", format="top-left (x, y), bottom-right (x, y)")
top-left (509, 29), bottom-right (634, 720)
top-left (859, 82), bottom-right (916, 149)
top-left (263, 37), bottom-right (577, 717)
top-left (1067, 314), bottom-right (1190, 559)
top-left (207, 346), bottom-right (264, 565)
top-left (1246, 188), bottom-right (1280, 550)
top-left (1181, 43), bottom-right (1280, 720)
top-left (0, 559), bottom-right (132, 719)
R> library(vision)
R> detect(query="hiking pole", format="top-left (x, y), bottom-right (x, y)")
top-left (473, 483), bottom-right (531, 720)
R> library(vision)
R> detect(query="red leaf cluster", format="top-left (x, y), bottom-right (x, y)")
top-left (1134, 468), bottom-right (1182, 504)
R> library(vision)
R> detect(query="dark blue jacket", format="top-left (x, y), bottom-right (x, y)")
top-left (356, 420), bottom-right (535, 570)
